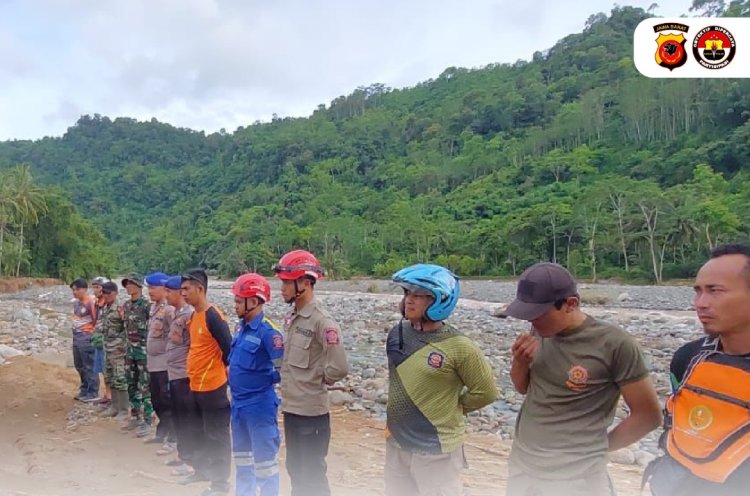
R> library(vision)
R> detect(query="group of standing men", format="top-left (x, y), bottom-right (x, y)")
top-left (69, 242), bottom-right (750, 496)
top-left (69, 249), bottom-right (349, 496)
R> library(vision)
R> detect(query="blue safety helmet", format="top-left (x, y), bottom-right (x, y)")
top-left (391, 263), bottom-right (460, 321)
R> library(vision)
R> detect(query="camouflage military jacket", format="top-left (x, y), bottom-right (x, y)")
top-left (123, 296), bottom-right (150, 360)
top-left (101, 303), bottom-right (127, 355)
top-left (91, 305), bottom-right (105, 349)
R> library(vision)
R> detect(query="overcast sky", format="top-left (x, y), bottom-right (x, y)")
top-left (0, 0), bottom-right (692, 141)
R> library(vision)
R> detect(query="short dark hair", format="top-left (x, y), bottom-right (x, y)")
top-left (710, 243), bottom-right (750, 287)
top-left (553, 294), bottom-right (580, 310)
top-left (70, 278), bottom-right (88, 289)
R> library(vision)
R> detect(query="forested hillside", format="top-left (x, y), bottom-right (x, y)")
top-left (1, 3), bottom-right (749, 282)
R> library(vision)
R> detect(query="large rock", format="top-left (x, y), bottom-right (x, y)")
top-left (0, 344), bottom-right (24, 359)
top-left (609, 448), bottom-right (636, 465)
top-left (329, 390), bottom-right (354, 406)
top-left (11, 308), bottom-right (38, 325)
top-left (635, 450), bottom-right (656, 467)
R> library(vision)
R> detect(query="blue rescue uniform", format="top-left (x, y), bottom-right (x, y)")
top-left (229, 311), bottom-right (284, 496)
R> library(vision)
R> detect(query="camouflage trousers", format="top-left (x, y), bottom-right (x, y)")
top-left (126, 357), bottom-right (153, 422)
top-left (104, 352), bottom-right (128, 391)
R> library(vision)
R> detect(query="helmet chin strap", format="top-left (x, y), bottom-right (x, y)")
top-left (242, 298), bottom-right (260, 319)
top-left (285, 279), bottom-right (307, 305)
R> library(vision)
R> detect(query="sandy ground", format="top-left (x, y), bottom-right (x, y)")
top-left (0, 354), bottom-right (648, 496)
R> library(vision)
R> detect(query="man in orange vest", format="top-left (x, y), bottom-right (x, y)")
top-left (179, 268), bottom-right (232, 496)
top-left (646, 243), bottom-right (750, 495)
top-left (70, 278), bottom-right (99, 402)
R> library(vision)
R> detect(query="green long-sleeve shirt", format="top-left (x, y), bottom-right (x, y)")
top-left (385, 321), bottom-right (498, 454)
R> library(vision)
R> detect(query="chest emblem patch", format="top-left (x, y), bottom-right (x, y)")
top-left (427, 352), bottom-right (444, 369)
top-left (325, 328), bottom-right (339, 345)
top-left (565, 364), bottom-right (589, 391)
top-left (688, 405), bottom-right (713, 432)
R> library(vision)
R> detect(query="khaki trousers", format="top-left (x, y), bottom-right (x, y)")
top-left (384, 441), bottom-right (465, 496)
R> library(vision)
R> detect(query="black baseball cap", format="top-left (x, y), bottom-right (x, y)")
top-left (497, 262), bottom-right (578, 320)
top-left (102, 282), bottom-right (118, 294)
top-left (181, 268), bottom-right (208, 290)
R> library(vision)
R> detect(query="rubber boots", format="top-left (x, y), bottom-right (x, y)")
top-left (114, 390), bottom-right (130, 421)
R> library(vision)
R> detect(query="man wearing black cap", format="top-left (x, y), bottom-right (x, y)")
top-left (499, 262), bottom-right (662, 496)
top-left (180, 268), bottom-right (232, 496)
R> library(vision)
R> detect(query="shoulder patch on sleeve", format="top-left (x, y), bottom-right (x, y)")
top-left (273, 334), bottom-right (284, 350)
top-left (325, 328), bottom-right (340, 345)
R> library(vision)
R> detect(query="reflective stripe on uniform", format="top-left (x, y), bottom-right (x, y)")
top-left (233, 451), bottom-right (255, 466)
top-left (255, 459), bottom-right (279, 477)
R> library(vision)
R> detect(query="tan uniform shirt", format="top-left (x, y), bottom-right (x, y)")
top-left (280, 297), bottom-right (349, 416)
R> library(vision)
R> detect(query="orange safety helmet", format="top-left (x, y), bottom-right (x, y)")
top-left (232, 273), bottom-right (271, 303)
top-left (273, 249), bottom-right (324, 281)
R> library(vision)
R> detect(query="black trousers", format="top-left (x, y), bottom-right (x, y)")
top-left (170, 378), bottom-right (201, 464)
top-left (73, 339), bottom-right (99, 397)
top-left (283, 412), bottom-right (331, 496)
top-left (193, 383), bottom-right (231, 489)
top-left (149, 371), bottom-right (175, 441)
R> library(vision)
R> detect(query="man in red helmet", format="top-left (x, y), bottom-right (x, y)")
top-left (274, 249), bottom-right (349, 496)
top-left (229, 273), bottom-right (284, 496)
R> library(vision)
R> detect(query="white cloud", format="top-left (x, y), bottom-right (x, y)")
top-left (0, 0), bottom-right (692, 140)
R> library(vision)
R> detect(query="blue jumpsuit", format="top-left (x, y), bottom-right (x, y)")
top-left (229, 312), bottom-right (284, 496)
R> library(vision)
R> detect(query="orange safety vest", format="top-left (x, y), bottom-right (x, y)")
top-left (665, 351), bottom-right (750, 483)
top-left (186, 305), bottom-right (228, 392)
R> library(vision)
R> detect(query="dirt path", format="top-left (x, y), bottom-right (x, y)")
top-left (0, 356), bottom-right (649, 496)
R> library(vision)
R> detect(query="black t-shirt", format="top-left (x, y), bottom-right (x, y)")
top-left (666, 336), bottom-right (750, 493)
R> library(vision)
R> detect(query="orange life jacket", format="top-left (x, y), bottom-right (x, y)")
top-left (665, 350), bottom-right (750, 483)
top-left (186, 305), bottom-right (228, 392)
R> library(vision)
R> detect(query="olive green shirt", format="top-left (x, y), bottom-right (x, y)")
top-left (511, 315), bottom-right (649, 479)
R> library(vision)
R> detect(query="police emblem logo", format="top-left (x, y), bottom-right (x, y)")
top-left (324, 328), bottom-right (339, 345)
top-left (653, 23), bottom-right (689, 71)
top-left (693, 25), bottom-right (736, 69)
top-left (272, 334), bottom-right (284, 350)
top-left (427, 351), bottom-right (444, 369)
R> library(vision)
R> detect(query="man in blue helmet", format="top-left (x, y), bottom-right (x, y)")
top-left (385, 263), bottom-right (498, 496)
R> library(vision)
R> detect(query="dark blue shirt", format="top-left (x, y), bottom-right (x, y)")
top-left (229, 312), bottom-right (284, 407)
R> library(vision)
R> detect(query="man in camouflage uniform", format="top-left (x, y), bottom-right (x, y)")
top-left (99, 281), bottom-right (130, 420)
top-left (121, 273), bottom-right (154, 437)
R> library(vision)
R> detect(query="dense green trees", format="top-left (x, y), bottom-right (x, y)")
top-left (1, 3), bottom-right (749, 282)
top-left (0, 165), bottom-right (113, 280)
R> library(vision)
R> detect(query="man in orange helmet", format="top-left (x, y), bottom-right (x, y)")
top-left (274, 249), bottom-right (349, 496)
top-left (229, 273), bottom-right (284, 496)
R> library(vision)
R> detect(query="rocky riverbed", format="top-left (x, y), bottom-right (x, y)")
top-left (0, 278), bottom-right (704, 470)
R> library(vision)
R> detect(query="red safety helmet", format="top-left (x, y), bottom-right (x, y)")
top-left (232, 273), bottom-right (271, 303)
top-left (273, 249), bottom-right (324, 281)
